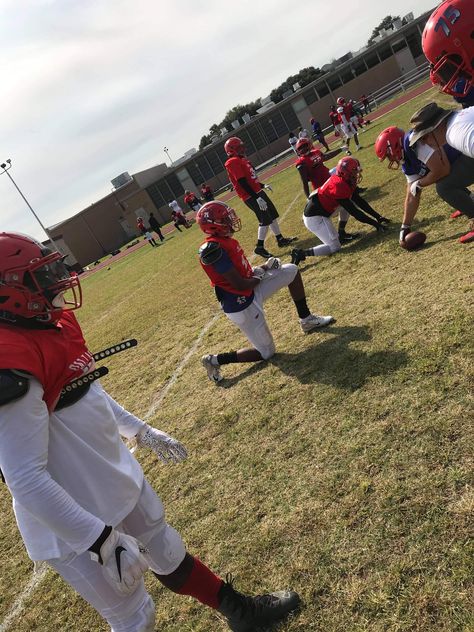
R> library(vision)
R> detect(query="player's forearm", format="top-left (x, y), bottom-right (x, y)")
top-left (100, 386), bottom-right (146, 439)
top-left (403, 187), bottom-right (421, 225)
top-left (338, 199), bottom-right (379, 227)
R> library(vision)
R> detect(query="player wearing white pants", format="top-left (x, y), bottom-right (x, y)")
top-left (0, 232), bottom-right (303, 632)
top-left (196, 201), bottom-right (334, 383)
top-left (301, 209), bottom-right (349, 256)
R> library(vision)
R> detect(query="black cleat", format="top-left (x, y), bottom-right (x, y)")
top-left (277, 236), bottom-right (297, 247)
top-left (218, 575), bottom-right (300, 632)
top-left (254, 246), bottom-right (273, 259)
top-left (338, 232), bottom-right (359, 243)
top-left (291, 248), bottom-right (306, 265)
top-left (379, 216), bottom-right (391, 224)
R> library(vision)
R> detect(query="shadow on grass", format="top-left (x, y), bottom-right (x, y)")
top-left (358, 185), bottom-right (389, 204)
top-left (270, 325), bottom-right (408, 390)
top-left (219, 361), bottom-right (268, 388)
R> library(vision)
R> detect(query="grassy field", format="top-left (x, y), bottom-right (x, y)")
top-left (0, 87), bottom-right (472, 632)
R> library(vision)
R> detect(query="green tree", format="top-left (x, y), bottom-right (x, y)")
top-left (367, 15), bottom-right (400, 46)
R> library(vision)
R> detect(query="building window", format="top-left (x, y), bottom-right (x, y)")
top-left (378, 44), bottom-right (392, 61)
top-left (165, 173), bottom-right (184, 197)
top-left (391, 39), bottom-right (408, 54)
top-left (260, 118), bottom-right (278, 143)
top-left (352, 59), bottom-right (368, 75)
top-left (316, 83), bottom-right (330, 98)
top-left (406, 32), bottom-right (423, 58)
top-left (205, 150), bottom-right (225, 175)
top-left (365, 51), bottom-right (380, 68)
top-left (146, 183), bottom-right (166, 208)
top-left (195, 156), bottom-right (214, 180)
top-left (280, 103), bottom-right (300, 131)
top-left (237, 129), bottom-right (257, 154)
top-left (303, 87), bottom-right (318, 105)
top-left (247, 124), bottom-right (267, 150)
top-left (340, 69), bottom-right (354, 84)
top-left (327, 75), bottom-right (343, 90)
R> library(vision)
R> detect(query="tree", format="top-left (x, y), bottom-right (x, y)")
top-left (367, 15), bottom-right (400, 46)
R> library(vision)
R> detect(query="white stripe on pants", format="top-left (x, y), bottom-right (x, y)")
top-left (225, 264), bottom-right (298, 359)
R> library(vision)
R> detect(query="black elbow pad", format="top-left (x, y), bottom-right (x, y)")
top-left (0, 370), bottom-right (30, 406)
top-left (199, 241), bottom-right (223, 265)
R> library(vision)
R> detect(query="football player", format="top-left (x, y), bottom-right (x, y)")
top-left (329, 105), bottom-right (347, 150)
top-left (0, 233), bottom-right (300, 632)
top-left (310, 118), bottom-right (330, 151)
top-left (184, 190), bottom-right (203, 212)
top-left (290, 157), bottom-right (389, 265)
top-left (422, 0), bottom-right (473, 99)
top-left (197, 202), bottom-right (334, 383)
top-left (375, 122), bottom-right (474, 244)
top-left (224, 136), bottom-right (296, 259)
top-left (336, 98), bottom-right (361, 153)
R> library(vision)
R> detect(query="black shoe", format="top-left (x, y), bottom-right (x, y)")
top-left (338, 232), bottom-right (359, 243)
top-left (357, 186), bottom-right (368, 193)
top-left (379, 216), bottom-right (391, 224)
top-left (217, 575), bottom-right (300, 632)
top-left (291, 248), bottom-right (306, 265)
top-left (277, 236), bottom-right (297, 247)
top-left (254, 246), bottom-right (273, 259)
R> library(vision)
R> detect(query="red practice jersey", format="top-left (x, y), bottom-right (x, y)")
top-left (296, 149), bottom-right (330, 190)
top-left (343, 103), bottom-right (354, 119)
top-left (317, 175), bottom-right (355, 214)
top-left (0, 312), bottom-right (95, 411)
top-left (329, 111), bottom-right (339, 126)
top-left (184, 193), bottom-right (198, 206)
top-left (200, 235), bottom-right (254, 296)
top-left (225, 156), bottom-right (261, 201)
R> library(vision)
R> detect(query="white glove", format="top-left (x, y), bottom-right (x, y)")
top-left (252, 266), bottom-right (266, 280)
top-left (256, 196), bottom-right (268, 211)
top-left (399, 224), bottom-right (411, 242)
top-left (264, 257), bottom-right (281, 270)
top-left (89, 527), bottom-right (148, 596)
top-left (409, 180), bottom-right (422, 197)
top-left (264, 184), bottom-right (273, 193)
top-left (138, 425), bottom-right (188, 463)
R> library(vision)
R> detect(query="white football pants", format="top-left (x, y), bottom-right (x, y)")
top-left (47, 480), bottom-right (186, 632)
top-left (303, 213), bottom-right (345, 257)
top-left (225, 264), bottom-right (298, 359)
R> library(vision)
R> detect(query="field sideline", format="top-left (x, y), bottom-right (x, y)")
top-left (0, 87), bottom-right (472, 632)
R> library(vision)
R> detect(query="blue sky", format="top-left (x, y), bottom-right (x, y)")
top-left (0, 0), bottom-right (436, 240)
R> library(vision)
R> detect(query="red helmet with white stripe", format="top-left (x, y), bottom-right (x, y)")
top-left (196, 201), bottom-right (242, 237)
top-left (224, 137), bottom-right (245, 157)
top-left (336, 157), bottom-right (362, 187)
top-left (375, 126), bottom-right (405, 169)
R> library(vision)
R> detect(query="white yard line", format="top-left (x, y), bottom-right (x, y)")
top-left (0, 192), bottom-right (302, 631)
top-left (0, 566), bottom-right (48, 632)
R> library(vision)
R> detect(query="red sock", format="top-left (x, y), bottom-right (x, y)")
top-left (177, 556), bottom-right (224, 609)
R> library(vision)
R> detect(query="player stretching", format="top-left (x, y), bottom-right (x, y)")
top-left (224, 136), bottom-right (296, 259)
top-left (0, 232), bottom-right (300, 632)
top-left (197, 201), bottom-right (333, 383)
top-left (291, 157), bottom-right (389, 265)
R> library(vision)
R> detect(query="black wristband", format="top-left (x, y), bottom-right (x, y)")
top-left (88, 525), bottom-right (112, 563)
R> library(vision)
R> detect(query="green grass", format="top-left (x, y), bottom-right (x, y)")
top-left (0, 87), bottom-right (473, 632)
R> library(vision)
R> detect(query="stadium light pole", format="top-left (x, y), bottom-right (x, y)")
top-left (163, 146), bottom-right (174, 164)
top-left (0, 159), bottom-right (60, 252)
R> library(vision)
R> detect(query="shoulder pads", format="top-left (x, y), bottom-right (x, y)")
top-left (199, 241), bottom-right (223, 265)
top-left (0, 369), bottom-right (30, 406)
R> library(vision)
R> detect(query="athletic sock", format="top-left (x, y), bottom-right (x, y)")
top-left (176, 557), bottom-right (223, 609)
top-left (256, 239), bottom-right (265, 248)
top-left (304, 248), bottom-right (314, 256)
top-left (216, 351), bottom-right (238, 365)
top-left (294, 298), bottom-right (311, 319)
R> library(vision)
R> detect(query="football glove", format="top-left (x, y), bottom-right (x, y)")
top-left (256, 196), bottom-right (268, 211)
top-left (264, 257), bottom-right (281, 270)
top-left (263, 184), bottom-right (273, 193)
top-left (89, 527), bottom-right (148, 596)
top-left (409, 180), bottom-right (422, 197)
top-left (252, 266), bottom-right (267, 280)
top-left (399, 224), bottom-right (411, 242)
top-left (138, 425), bottom-right (188, 463)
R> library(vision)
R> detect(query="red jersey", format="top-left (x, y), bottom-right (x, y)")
top-left (184, 193), bottom-right (199, 206)
top-left (200, 235), bottom-right (254, 297)
top-left (0, 312), bottom-right (95, 411)
top-left (343, 103), bottom-right (354, 119)
top-left (225, 156), bottom-right (261, 201)
top-left (317, 175), bottom-right (355, 214)
top-left (296, 149), bottom-right (330, 190)
top-left (329, 111), bottom-right (339, 126)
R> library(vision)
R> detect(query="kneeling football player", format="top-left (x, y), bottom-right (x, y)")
top-left (197, 201), bottom-right (334, 383)
top-left (0, 232), bottom-right (300, 632)
top-left (291, 157), bottom-right (389, 265)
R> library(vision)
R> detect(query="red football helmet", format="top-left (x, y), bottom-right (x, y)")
top-left (295, 138), bottom-right (312, 156)
top-left (374, 126), bottom-right (405, 169)
top-left (337, 97), bottom-right (346, 106)
top-left (0, 233), bottom-right (82, 322)
top-left (422, 0), bottom-right (473, 96)
top-left (196, 201), bottom-right (242, 237)
top-left (224, 137), bottom-right (245, 157)
top-left (336, 157), bottom-right (362, 187)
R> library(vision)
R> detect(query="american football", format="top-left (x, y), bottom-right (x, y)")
top-left (401, 231), bottom-right (427, 250)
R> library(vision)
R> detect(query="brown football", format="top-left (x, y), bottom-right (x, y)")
top-left (401, 231), bottom-right (427, 250)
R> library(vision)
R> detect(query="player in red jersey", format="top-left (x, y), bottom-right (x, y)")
top-left (184, 190), bottom-right (203, 212)
top-left (224, 136), bottom-right (296, 259)
top-left (0, 232), bottom-right (300, 631)
top-left (336, 104), bottom-right (361, 153)
top-left (290, 158), bottom-right (389, 264)
top-left (197, 202), bottom-right (334, 382)
top-left (294, 138), bottom-right (358, 242)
